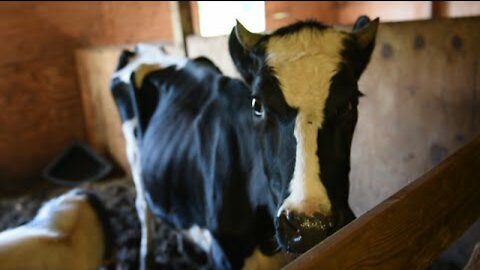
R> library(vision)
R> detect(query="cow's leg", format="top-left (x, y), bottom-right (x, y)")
top-left (112, 48), bottom-right (156, 269)
top-left (122, 118), bottom-right (154, 270)
top-left (133, 171), bottom-right (154, 270)
top-left (112, 46), bottom-right (188, 270)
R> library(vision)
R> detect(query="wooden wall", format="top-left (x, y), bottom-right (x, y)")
top-left (0, 2), bottom-right (174, 192)
top-left (350, 17), bottom-right (480, 214)
top-left (265, 2), bottom-right (433, 31)
top-left (265, 1), bottom-right (480, 32)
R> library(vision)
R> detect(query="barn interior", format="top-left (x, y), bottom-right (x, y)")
top-left (0, 1), bottom-right (479, 270)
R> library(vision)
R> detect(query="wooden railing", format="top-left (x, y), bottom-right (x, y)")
top-left (282, 135), bottom-right (480, 270)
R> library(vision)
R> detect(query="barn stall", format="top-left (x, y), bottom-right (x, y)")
top-left (0, 2), bottom-right (479, 270)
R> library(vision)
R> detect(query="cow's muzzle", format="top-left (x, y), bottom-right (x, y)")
top-left (276, 211), bottom-right (334, 253)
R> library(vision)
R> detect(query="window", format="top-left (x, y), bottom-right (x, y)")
top-left (197, 1), bottom-right (266, 37)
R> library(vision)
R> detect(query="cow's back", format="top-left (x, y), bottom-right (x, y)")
top-left (138, 59), bottom-right (276, 269)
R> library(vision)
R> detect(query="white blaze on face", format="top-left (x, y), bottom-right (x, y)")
top-left (112, 43), bottom-right (188, 85)
top-left (266, 28), bottom-right (346, 217)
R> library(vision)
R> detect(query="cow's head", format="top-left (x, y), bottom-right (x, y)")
top-left (229, 16), bottom-right (378, 253)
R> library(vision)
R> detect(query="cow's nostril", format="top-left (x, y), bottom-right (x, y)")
top-left (286, 211), bottom-right (302, 228)
top-left (277, 211), bottom-right (335, 253)
top-left (279, 213), bottom-right (298, 232)
top-left (278, 213), bottom-right (301, 242)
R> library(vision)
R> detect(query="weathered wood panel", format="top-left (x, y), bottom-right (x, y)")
top-left (170, 1), bottom-right (195, 56)
top-left (76, 46), bottom-right (129, 173)
top-left (0, 2), bottom-right (174, 190)
top-left (351, 17), bottom-right (480, 215)
top-left (282, 134), bottom-right (480, 270)
top-left (187, 35), bottom-right (240, 77)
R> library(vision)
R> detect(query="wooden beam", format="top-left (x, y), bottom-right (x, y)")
top-left (432, 1), bottom-right (449, 18)
top-left (282, 134), bottom-right (480, 270)
top-left (170, 1), bottom-right (194, 56)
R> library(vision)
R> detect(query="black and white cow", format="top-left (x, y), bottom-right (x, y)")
top-left (110, 16), bottom-right (378, 270)
top-left (229, 17), bottom-right (378, 254)
top-left (111, 45), bottom-right (286, 270)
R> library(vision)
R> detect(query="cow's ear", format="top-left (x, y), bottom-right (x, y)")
top-left (351, 16), bottom-right (379, 79)
top-left (235, 20), bottom-right (263, 50)
top-left (228, 20), bottom-right (263, 86)
top-left (115, 49), bottom-right (135, 71)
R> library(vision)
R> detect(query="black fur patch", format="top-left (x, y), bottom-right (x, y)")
top-left (270, 20), bottom-right (328, 37)
top-left (137, 60), bottom-right (277, 269)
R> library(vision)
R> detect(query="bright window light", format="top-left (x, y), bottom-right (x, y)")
top-left (197, 1), bottom-right (265, 37)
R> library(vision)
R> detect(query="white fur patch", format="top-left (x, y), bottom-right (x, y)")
top-left (122, 118), bottom-right (154, 270)
top-left (183, 225), bottom-right (213, 253)
top-left (112, 43), bottom-right (187, 84)
top-left (242, 248), bottom-right (294, 270)
top-left (266, 28), bottom-right (346, 216)
top-left (0, 190), bottom-right (105, 270)
top-left (122, 118), bottom-right (140, 167)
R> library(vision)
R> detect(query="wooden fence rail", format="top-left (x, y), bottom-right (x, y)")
top-left (282, 134), bottom-right (480, 270)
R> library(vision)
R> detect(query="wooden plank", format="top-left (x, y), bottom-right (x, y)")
top-left (187, 35), bottom-right (241, 77)
top-left (351, 16), bottom-right (480, 215)
top-left (170, 1), bottom-right (194, 56)
top-left (432, 1), bottom-right (449, 18)
top-left (190, 1), bottom-right (201, 35)
top-left (76, 46), bottom-right (129, 174)
top-left (282, 134), bottom-right (480, 270)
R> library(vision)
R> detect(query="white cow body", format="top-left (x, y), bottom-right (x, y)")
top-left (0, 190), bottom-right (106, 270)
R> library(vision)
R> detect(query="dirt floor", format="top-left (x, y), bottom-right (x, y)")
top-left (0, 177), bottom-right (212, 270)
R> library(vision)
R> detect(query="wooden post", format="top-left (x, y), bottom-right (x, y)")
top-left (282, 134), bottom-right (480, 270)
top-left (432, 1), bottom-right (449, 18)
top-left (170, 1), bottom-right (194, 56)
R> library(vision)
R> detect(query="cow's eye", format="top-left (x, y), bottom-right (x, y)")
top-left (251, 98), bottom-right (265, 118)
top-left (339, 102), bottom-right (354, 116)
top-left (329, 101), bottom-right (355, 122)
top-left (345, 102), bottom-right (353, 113)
